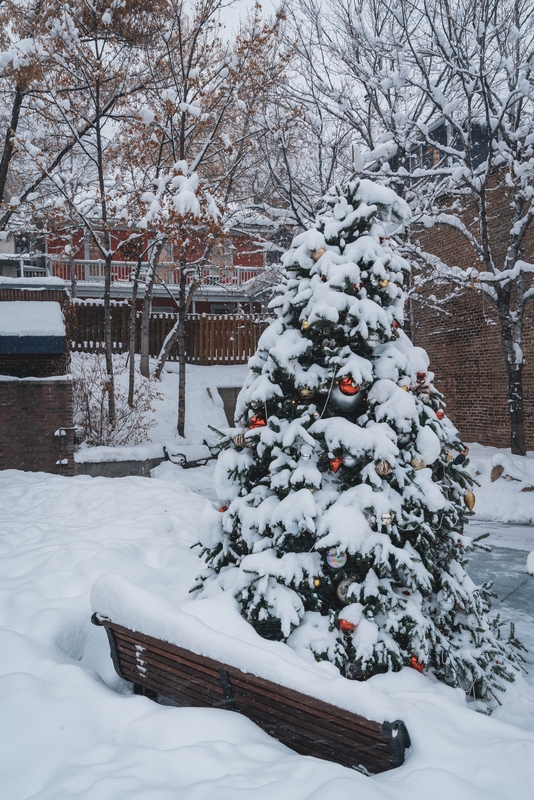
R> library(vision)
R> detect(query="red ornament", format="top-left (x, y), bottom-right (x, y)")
top-left (219, 505), bottom-right (228, 512)
top-left (416, 372), bottom-right (426, 383)
top-left (249, 415), bottom-right (266, 429)
top-left (321, 275), bottom-right (327, 282)
top-left (330, 457), bottom-right (343, 473)
top-left (436, 409), bottom-right (445, 420)
top-left (338, 617), bottom-right (356, 633)
top-left (393, 320), bottom-right (400, 329)
top-left (338, 376), bottom-right (360, 396)
top-left (410, 655), bottom-right (425, 673)
top-left (352, 282), bottom-right (364, 292)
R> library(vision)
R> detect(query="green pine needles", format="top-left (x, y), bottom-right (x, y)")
top-left (196, 177), bottom-right (525, 710)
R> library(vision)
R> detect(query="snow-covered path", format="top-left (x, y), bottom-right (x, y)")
top-left (2, 468), bottom-right (534, 799)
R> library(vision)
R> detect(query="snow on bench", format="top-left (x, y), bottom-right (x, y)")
top-left (91, 575), bottom-right (410, 775)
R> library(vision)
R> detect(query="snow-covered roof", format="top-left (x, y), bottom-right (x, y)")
top-left (0, 301), bottom-right (65, 337)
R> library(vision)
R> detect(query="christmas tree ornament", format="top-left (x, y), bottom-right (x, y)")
top-left (343, 455), bottom-right (357, 467)
top-left (381, 512), bottom-right (393, 526)
top-left (410, 655), bottom-right (425, 673)
top-left (321, 275), bottom-right (327, 282)
top-left (336, 578), bottom-right (354, 602)
top-left (311, 247), bottom-right (327, 261)
top-left (379, 278), bottom-right (389, 287)
top-left (437, 589), bottom-right (455, 611)
top-left (416, 372), bottom-right (426, 383)
top-left (436, 409), bottom-right (445, 420)
top-left (411, 457), bottom-right (425, 470)
top-left (338, 617), bottom-right (356, 633)
top-left (393, 320), bottom-right (400, 329)
top-left (399, 385), bottom-right (409, 392)
top-left (313, 578), bottom-right (321, 587)
top-left (301, 320), bottom-right (309, 330)
top-left (338, 376), bottom-right (360, 396)
top-left (445, 451), bottom-right (454, 462)
top-left (329, 456), bottom-right (343, 473)
top-left (249, 415), bottom-right (266, 429)
top-left (453, 453), bottom-right (466, 465)
top-left (298, 385), bottom-right (315, 398)
top-left (363, 510), bottom-right (376, 527)
top-left (375, 460), bottom-right (391, 476)
top-left (398, 568), bottom-right (410, 586)
top-left (233, 433), bottom-right (246, 447)
top-left (461, 445), bottom-right (470, 456)
top-left (326, 549), bottom-right (348, 568)
top-left (300, 445), bottom-right (313, 460)
top-left (464, 490), bottom-right (476, 511)
top-left (219, 505), bottom-right (228, 512)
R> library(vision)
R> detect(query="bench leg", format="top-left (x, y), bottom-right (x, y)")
top-left (133, 683), bottom-right (158, 701)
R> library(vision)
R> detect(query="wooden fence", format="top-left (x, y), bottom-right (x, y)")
top-left (67, 301), bottom-right (267, 365)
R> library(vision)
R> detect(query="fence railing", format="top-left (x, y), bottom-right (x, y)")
top-left (67, 302), bottom-right (267, 365)
top-left (51, 259), bottom-right (261, 287)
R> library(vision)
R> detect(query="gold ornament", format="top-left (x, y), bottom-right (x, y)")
top-left (445, 451), bottom-right (454, 463)
top-left (464, 490), bottom-right (476, 511)
top-left (301, 320), bottom-right (309, 330)
top-left (298, 385), bottom-right (315, 398)
top-left (411, 457), bottom-right (425, 471)
top-left (375, 460), bottom-right (392, 476)
top-left (310, 247), bottom-right (327, 262)
top-left (313, 578), bottom-right (321, 587)
top-left (233, 433), bottom-right (246, 447)
top-left (379, 279), bottom-right (389, 288)
top-left (399, 385), bottom-right (409, 392)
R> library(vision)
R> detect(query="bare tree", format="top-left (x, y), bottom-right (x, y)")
top-left (286, 0), bottom-right (534, 454)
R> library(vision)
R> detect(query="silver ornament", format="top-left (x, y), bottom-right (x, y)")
top-left (336, 578), bottom-right (354, 603)
top-left (300, 445), bottom-right (313, 461)
top-left (437, 589), bottom-right (455, 611)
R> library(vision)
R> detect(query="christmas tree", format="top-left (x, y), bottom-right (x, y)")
top-left (196, 177), bottom-right (523, 708)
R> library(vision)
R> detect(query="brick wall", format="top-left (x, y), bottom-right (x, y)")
top-left (413, 175), bottom-right (534, 449)
top-left (0, 377), bottom-right (74, 474)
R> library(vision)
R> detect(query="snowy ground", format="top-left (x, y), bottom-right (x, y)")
top-left (3, 362), bottom-right (534, 798)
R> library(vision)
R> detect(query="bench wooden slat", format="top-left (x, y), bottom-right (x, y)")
top-left (93, 613), bottom-right (410, 774)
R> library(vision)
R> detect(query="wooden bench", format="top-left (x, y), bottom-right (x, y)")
top-left (92, 613), bottom-right (410, 774)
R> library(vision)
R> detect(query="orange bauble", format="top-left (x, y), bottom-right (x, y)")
top-left (410, 655), bottom-right (425, 673)
top-left (219, 505), bottom-right (228, 512)
top-left (436, 409), bottom-right (445, 420)
top-left (330, 457), bottom-right (343, 473)
top-left (249, 415), bottom-right (266, 429)
top-left (338, 376), bottom-right (360, 396)
top-left (338, 618), bottom-right (356, 633)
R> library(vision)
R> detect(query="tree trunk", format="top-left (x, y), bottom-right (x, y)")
top-left (497, 291), bottom-right (526, 455)
top-left (103, 253), bottom-right (116, 427)
top-left (0, 83), bottom-right (24, 206)
top-left (140, 242), bottom-right (165, 377)
top-left (506, 366), bottom-right (526, 456)
top-left (128, 250), bottom-right (143, 406)
top-left (177, 255), bottom-right (192, 438)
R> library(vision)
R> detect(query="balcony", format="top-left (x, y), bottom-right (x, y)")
top-left (50, 259), bottom-right (262, 288)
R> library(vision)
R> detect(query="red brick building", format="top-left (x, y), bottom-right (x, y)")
top-left (412, 175), bottom-right (534, 449)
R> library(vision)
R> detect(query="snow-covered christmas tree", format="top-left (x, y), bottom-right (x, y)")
top-left (196, 177), bottom-right (523, 707)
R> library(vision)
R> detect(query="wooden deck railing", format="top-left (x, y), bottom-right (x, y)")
top-left (67, 302), bottom-right (267, 365)
top-left (51, 259), bottom-right (261, 287)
